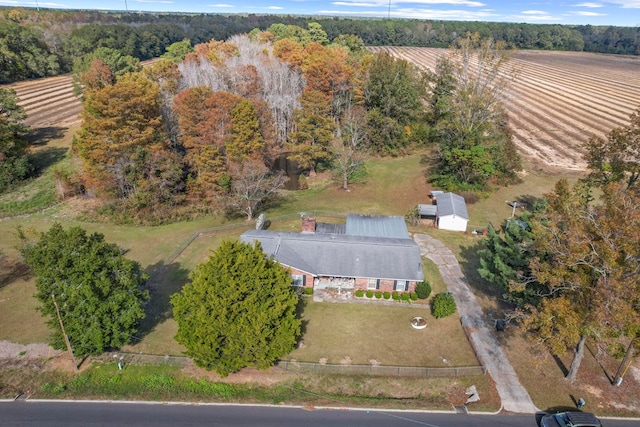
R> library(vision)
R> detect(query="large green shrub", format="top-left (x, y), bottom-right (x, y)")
top-left (304, 287), bottom-right (313, 295)
top-left (355, 289), bottom-right (364, 297)
top-left (432, 293), bottom-right (457, 318)
top-left (415, 280), bottom-right (432, 299)
top-left (375, 291), bottom-right (382, 299)
top-left (366, 290), bottom-right (374, 298)
top-left (171, 240), bottom-right (301, 377)
top-left (383, 291), bottom-right (391, 299)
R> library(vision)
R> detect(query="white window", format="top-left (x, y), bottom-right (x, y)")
top-left (367, 278), bottom-right (378, 289)
top-left (292, 274), bottom-right (305, 287)
top-left (395, 280), bottom-right (406, 291)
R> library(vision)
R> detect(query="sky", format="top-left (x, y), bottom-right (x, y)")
top-left (3, 0), bottom-right (640, 26)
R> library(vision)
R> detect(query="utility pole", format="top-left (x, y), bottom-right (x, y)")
top-left (51, 294), bottom-right (78, 372)
top-left (613, 339), bottom-right (636, 386)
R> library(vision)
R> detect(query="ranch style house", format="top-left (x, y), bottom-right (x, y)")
top-left (240, 214), bottom-right (424, 294)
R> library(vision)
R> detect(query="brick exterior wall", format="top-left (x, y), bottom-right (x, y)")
top-left (288, 267), bottom-right (314, 288)
top-left (287, 267), bottom-right (416, 293)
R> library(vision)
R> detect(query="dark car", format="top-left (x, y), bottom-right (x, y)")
top-left (540, 411), bottom-right (603, 427)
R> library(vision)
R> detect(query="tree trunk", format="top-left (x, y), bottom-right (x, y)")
top-left (342, 172), bottom-right (349, 191)
top-left (566, 335), bottom-right (587, 382)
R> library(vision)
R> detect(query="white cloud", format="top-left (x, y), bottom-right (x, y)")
top-left (331, 0), bottom-right (485, 7)
top-left (210, 3), bottom-right (234, 6)
top-left (333, 1), bottom-right (380, 6)
top-left (317, 7), bottom-right (498, 20)
top-left (0, 0), bottom-right (67, 5)
top-left (510, 10), bottom-right (562, 21)
top-left (242, 4), bottom-right (284, 9)
top-left (606, 0), bottom-right (640, 7)
top-left (573, 11), bottom-right (607, 16)
top-left (574, 2), bottom-right (602, 7)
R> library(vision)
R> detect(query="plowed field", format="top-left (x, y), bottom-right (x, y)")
top-left (371, 47), bottom-right (640, 170)
top-left (6, 73), bottom-right (81, 129)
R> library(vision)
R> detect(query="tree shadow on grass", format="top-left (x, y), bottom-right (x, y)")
top-left (585, 342), bottom-right (614, 383)
top-left (26, 126), bottom-right (67, 147)
top-left (295, 294), bottom-right (310, 345)
top-left (0, 258), bottom-right (32, 290)
top-left (136, 260), bottom-right (190, 340)
top-left (28, 147), bottom-right (68, 173)
top-left (553, 354), bottom-right (569, 377)
top-left (458, 239), bottom-right (504, 303)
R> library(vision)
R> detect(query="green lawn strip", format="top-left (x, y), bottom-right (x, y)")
top-left (422, 257), bottom-right (447, 297)
top-left (0, 280), bottom-right (49, 344)
top-left (287, 301), bottom-right (477, 368)
top-left (17, 362), bottom-right (499, 411)
top-left (273, 154), bottom-right (430, 217)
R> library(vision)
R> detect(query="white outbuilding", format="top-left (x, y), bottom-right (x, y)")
top-left (436, 192), bottom-right (469, 232)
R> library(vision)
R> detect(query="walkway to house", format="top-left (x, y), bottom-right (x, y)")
top-left (413, 233), bottom-right (538, 414)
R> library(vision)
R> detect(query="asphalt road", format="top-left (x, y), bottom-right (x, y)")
top-left (1, 402), bottom-right (638, 427)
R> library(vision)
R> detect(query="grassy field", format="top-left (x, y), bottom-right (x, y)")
top-left (4, 136), bottom-right (639, 415)
top-left (287, 299), bottom-right (478, 367)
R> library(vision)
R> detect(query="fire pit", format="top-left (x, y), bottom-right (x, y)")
top-left (411, 316), bottom-right (427, 330)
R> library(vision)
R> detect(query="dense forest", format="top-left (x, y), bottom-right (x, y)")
top-left (1, 7), bottom-right (639, 83)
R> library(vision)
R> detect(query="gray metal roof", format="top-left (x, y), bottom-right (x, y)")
top-left (437, 192), bottom-right (469, 220)
top-left (345, 214), bottom-right (409, 238)
top-left (418, 204), bottom-right (438, 217)
top-left (316, 222), bottom-right (346, 234)
top-left (240, 229), bottom-right (424, 282)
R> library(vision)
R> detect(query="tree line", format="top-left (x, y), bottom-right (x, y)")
top-left (2, 7), bottom-right (639, 83)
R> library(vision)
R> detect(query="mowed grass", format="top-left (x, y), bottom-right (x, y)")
top-left (288, 300), bottom-right (478, 367)
top-left (0, 150), bottom-right (571, 353)
top-left (1, 137), bottom-right (602, 412)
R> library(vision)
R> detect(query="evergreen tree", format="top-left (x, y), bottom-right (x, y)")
top-left (477, 209), bottom-right (543, 307)
top-left (19, 223), bottom-right (149, 357)
top-left (227, 99), bottom-right (264, 161)
top-left (0, 88), bottom-right (32, 191)
top-left (171, 240), bottom-right (301, 377)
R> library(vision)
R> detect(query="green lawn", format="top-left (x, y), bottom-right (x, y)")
top-left (1, 139), bottom-right (604, 413)
top-left (288, 300), bottom-right (478, 367)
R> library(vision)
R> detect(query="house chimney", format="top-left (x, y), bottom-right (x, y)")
top-left (302, 216), bottom-right (316, 233)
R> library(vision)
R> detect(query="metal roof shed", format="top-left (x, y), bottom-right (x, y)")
top-left (437, 192), bottom-right (469, 232)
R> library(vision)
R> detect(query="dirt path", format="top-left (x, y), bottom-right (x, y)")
top-left (0, 341), bottom-right (62, 359)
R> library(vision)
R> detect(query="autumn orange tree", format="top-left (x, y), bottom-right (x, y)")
top-left (75, 71), bottom-right (182, 205)
top-left (523, 180), bottom-right (640, 382)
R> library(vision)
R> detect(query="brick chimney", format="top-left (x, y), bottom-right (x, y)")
top-left (301, 216), bottom-right (316, 233)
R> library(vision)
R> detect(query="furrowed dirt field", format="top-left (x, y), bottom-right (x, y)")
top-left (6, 73), bottom-right (81, 129)
top-left (370, 47), bottom-right (640, 170)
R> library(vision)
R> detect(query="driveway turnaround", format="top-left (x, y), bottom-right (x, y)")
top-left (414, 233), bottom-right (538, 414)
